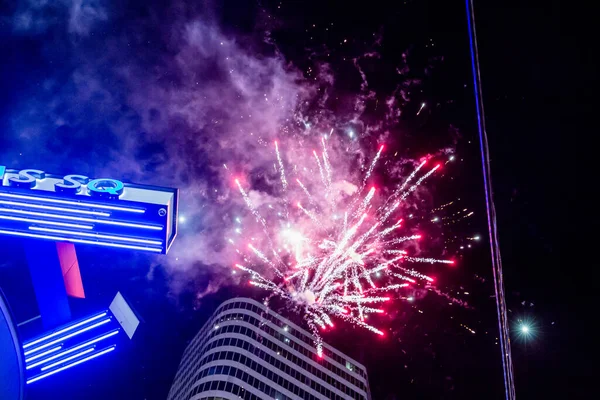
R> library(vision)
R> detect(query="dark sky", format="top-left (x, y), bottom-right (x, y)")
top-left (0, 0), bottom-right (583, 399)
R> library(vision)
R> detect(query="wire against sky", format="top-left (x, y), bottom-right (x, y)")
top-left (466, 0), bottom-right (516, 399)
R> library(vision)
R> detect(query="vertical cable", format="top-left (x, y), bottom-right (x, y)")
top-left (465, 1), bottom-right (516, 399)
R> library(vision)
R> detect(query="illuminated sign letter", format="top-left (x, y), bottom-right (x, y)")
top-left (54, 175), bottom-right (90, 194)
top-left (8, 169), bottom-right (46, 189)
top-left (0, 165), bottom-right (178, 254)
top-left (87, 179), bottom-right (124, 199)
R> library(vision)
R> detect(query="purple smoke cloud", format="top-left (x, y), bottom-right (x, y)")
top-left (2, 0), bottom-right (437, 301)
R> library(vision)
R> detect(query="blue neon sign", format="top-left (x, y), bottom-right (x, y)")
top-left (0, 166), bottom-right (179, 254)
top-left (21, 292), bottom-right (138, 384)
top-left (23, 310), bottom-right (121, 384)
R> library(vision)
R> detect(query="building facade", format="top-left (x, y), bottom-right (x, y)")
top-left (168, 297), bottom-right (371, 400)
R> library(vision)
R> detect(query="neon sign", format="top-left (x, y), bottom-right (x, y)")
top-left (0, 166), bottom-right (178, 254)
top-left (4, 168), bottom-right (126, 197)
top-left (22, 292), bottom-right (138, 384)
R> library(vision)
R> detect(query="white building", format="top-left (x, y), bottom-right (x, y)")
top-left (167, 297), bottom-right (371, 400)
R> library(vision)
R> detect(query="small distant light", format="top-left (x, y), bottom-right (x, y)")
top-left (408, 214), bottom-right (413, 218)
top-left (474, 235), bottom-right (481, 241)
top-left (235, 217), bottom-right (241, 223)
top-left (348, 130), bottom-right (354, 138)
top-left (460, 246), bottom-right (464, 249)
top-left (515, 320), bottom-right (537, 342)
top-left (376, 272), bottom-right (381, 277)
top-left (214, 325), bottom-right (220, 329)
top-left (432, 217), bottom-right (439, 222)
top-left (449, 155), bottom-right (455, 161)
top-left (407, 297), bottom-right (414, 302)
top-left (179, 216), bottom-right (186, 223)
top-left (283, 326), bottom-right (288, 332)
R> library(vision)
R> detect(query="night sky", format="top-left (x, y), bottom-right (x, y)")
top-left (0, 1), bottom-right (584, 399)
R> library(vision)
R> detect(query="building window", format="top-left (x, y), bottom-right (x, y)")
top-left (346, 361), bottom-right (355, 372)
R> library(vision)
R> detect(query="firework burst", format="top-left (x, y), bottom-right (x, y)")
top-left (232, 139), bottom-right (453, 357)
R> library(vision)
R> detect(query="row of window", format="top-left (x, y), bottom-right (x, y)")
top-left (171, 310), bottom-right (242, 400)
top-left (182, 300), bottom-right (365, 380)
top-left (195, 339), bottom-right (358, 399)
top-left (177, 313), bottom-right (366, 398)
top-left (177, 306), bottom-right (233, 374)
top-left (172, 311), bottom-right (362, 400)
top-left (198, 398), bottom-right (231, 400)
top-left (176, 299), bottom-right (327, 390)
top-left (187, 379), bottom-right (281, 400)
top-left (198, 398), bottom-right (230, 400)
top-left (192, 357), bottom-right (328, 400)
top-left (172, 309), bottom-right (234, 399)
top-left (173, 310), bottom-right (366, 400)
top-left (171, 300), bottom-right (368, 400)
top-left (198, 328), bottom-right (365, 399)
top-left (172, 308), bottom-right (272, 400)
top-left (198, 398), bottom-right (228, 400)
top-left (215, 300), bottom-right (367, 378)
top-left (203, 314), bottom-right (367, 392)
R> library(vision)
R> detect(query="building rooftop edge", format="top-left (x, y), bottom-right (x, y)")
top-left (212, 297), bottom-right (368, 371)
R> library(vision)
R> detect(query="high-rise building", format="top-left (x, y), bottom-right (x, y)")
top-left (168, 297), bottom-right (371, 400)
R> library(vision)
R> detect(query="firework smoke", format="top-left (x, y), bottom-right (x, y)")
top-left (2, 1), bottom-right (433, 304)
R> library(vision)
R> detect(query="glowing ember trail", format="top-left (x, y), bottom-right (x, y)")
top-left (313, 150), bottom-right (327, 189)
top-left (274, 141), bottom-right (288, 190)
top-left (233, 140), bottom-right (450, 356)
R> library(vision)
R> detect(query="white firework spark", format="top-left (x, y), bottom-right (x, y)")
top-left (232, 139), bottom-right (452, 357)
